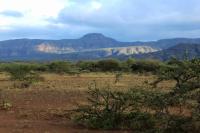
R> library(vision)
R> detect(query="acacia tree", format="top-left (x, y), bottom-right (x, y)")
top-left (153, 58), bottom-right (200, 132)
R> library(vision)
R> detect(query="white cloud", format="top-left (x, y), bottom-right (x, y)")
top-left (0, 0), bottom-right (67, 17)
top-left (0, 0), bottom-right (68, 28)
top-left (91, 1), bottom-right (102, 10)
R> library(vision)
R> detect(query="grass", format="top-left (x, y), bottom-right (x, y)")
top-left (0, 72), bottom-right (175, 111)
top-left (0, 72), bottom-right (177, 132)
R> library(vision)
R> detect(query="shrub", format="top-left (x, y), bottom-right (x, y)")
top-left (73, 58), bottom-right (200, 132)
top-left (131, 59), bottom-right (162, 73)
top-left (47, 61), bottom-right (72, 74)
top-left (154, 58), bottom-right (200, 132)
top-left (74, 83), bottom-right (129, 129)
top-left (125, 112), bottom-right (156, 132)
top-left (96, 59), bottom-right (122, 72)
top-left (5, 64), bottom-right (43, 88)
top-left (164, 116), bottom-right (193, 133)
top-left (5, 64), bottom-right (34, 81)
top-left (73, 83), bottom-right (157, 131)
top-left (0, 89), bottom-right (12, 110)
top-left (76, 61), bottom-right (98, 72)
top-left (114, 72), bottom-right (123, 84)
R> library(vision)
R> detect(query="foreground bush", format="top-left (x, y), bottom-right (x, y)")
top-left (73, 86), bottom-right (198, 132)
top-left (73, 83), bottom-right (156, 131)
top-left (73, 58), bottom-right (200, 132)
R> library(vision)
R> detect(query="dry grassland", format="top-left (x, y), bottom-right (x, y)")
top-left (0, 72), bottom-right (175, 133)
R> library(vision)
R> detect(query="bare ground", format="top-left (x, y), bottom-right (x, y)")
top-left (0, 73), bottom-right (173, 133)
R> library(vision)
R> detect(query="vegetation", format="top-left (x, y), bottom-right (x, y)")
top-left (0, 58), bottom-right (163, 74)
top-left (0, 89), bottom-right (12, 110)
top-left (3, 63), bottom-right (43, 88)
top-left (0, 58), bottom-right (199, 132)
top-left (73, 83), bottom-right (157, 131)
top-left (47, 61), bottom-right (74, 74)
top-left (131, 59), bottom-right (162, 73)
top-left (73, 58), bottom-right (200, 132)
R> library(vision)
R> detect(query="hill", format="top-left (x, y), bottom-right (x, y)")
top-left (133, 43), bottom-right (200, 61)
top-left (0, 33), bottom-right (200, 61)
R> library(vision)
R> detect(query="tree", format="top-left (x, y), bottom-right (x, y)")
top-left (76, 61), bottom-right (97, 72)
top-left (153, 58), bottom-right (200, 132)
top-left (97, 59), bottom-right (121, 72)
top-left (47, 61), bottom-right (72, 74)
top-left (131, 59), bottom-right (161, 73)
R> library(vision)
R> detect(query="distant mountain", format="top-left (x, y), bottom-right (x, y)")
top-left (149, 38), bottom-right (200, 49)
top-left (0, 33), bottom-right (200, 61)
top-left (133, 43), bottom-right (200, 61)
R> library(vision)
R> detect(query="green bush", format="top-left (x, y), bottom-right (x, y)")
top-left (4, 64), bottom-right (43, 88)
top-left (131, 59), bottom-right (162, 73)
top-left (96, 59), bottom-right (122, 72)
top-left (164, 116), bottom-right (193, 133)
top-left (73, 58), bottom-right (200, 132)
top-left (73, 83), bottom-right (157, 131)
top-left (0, 59), bottom-right (164, 74)
top-left (5, 64), bottom-right (35, 81)
top-left (76, 61), bottom-right (98, 72)
top-left (125, 112), bottom-right (156, 132)
top-left (154, 58), bottom-right (200, 132)
top-left (74, 83), bottom-right (128, 129)
top-left (47, 61), bottom-right (73, 74)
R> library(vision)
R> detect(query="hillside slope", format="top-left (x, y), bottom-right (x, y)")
top-left (0, 33), bottom-right (200, 61)
top-left (133, 43), bottom-right (200, 61)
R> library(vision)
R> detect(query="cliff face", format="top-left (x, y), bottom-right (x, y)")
top-left (36, 44), bottom-right (158, 55)
top-left (91, 46), bottom-right (159, 56)
top-left (36, 43), bottom-right (75, 54)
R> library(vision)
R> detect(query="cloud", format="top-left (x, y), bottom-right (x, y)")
top-left (0, 23), bottom-right (99, 40)
top-left (1, 0), bottom-right (200, 41)
top-left (55, 0), bottom-right (200, 26)
top-left (48, 0), bottom-right (200, 40)
top-left (0, 10), bottom-right (23, 17)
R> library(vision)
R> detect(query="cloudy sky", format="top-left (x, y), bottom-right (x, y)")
top-left (0, 0), bottom-right (200, 41)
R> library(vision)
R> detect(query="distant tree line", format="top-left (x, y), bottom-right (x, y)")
top-left (0, 58), bottom-right (166, 74)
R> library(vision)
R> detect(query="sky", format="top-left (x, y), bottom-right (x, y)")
top-left (0, 0), bottom-right (200, 41)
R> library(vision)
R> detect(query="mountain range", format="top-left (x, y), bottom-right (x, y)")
top-left (132, 43), bottom-right (200, 61)
top-left (0, 33), bottom-right (200, 61)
